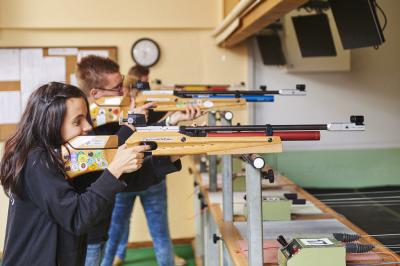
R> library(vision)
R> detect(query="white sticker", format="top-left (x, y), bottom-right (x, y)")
top-left (142, 137), bottom-right (176, 142)
top-left (69, 136), bottom-right (96, 147)
top-left (96, 111), bottom-right (106, 126)
top-left (104, 97), bottom-right (122, 105)
top-left (203, 100), bottom-right (214, 108)
top-left (142, 90), bottom-right (173, 95)
top-left (300, 238), bottom-right (334, 246)
top-left (147, 97), bottom-right (171, 102)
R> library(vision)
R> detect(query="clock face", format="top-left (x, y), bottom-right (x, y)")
top-left (131, 38), bottom-right (160, 67)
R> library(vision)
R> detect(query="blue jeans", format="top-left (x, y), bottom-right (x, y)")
top-left (100, 180), bottom-right (173, 266)
top-left (85, 242), bottom-right (105, 266)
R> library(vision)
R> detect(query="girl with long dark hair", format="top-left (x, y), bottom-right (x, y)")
top-left (0, 82), bottom-right (146, 266)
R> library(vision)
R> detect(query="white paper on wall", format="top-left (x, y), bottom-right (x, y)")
top-left (20, 49), bottom-right (44, 109)
top-left (77, 50), bottom-right (109, 62)
top-left (0, 49), bottom-right (20, 81)
top-left (48, 48), bottom-right (78, 56)
top-left (39, 56), bottom-right (66, 85)
top-left (0, 91), bottom-right (21, 124)
top-left (70, 73), bottom-right (78, 86)
top-left (20, 49), bottom-right (67, 108)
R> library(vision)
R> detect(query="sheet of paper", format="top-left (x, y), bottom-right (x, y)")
top-left (70, 73), bottom-right (78, 86)
top-left (20, 49), bottom-right (43, 108)
top-left (77, 50), bottom-right (109, 62)
top-left (20, 49), bottom-right (66, 108)
top-left (0, 91), bottom-right (21, 123)
top-left (48, 48), bottom-right (78, 56)
top-left (0, 49), bottom-right (20, 81)
top-left (39, 56), bottom-right (66, 84)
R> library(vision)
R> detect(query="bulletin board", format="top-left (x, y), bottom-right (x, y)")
top-left (0, 46), bottom-right (117, 141)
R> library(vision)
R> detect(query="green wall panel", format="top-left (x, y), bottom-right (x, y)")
top-left (263, 148), bottom-right (400, 188)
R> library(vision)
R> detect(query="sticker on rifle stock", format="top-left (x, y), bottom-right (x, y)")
top-left (147, 97), bottom-right (171, 102)
top-left (142, 137), bottom-right (176, 142)
top-left (203, 101), bottom-right (214, 108)
top-left (104, 97), bottom-right (123, 105)
top-left (96, 108), bottom-right (106, 126)
top-left (69, 136), bottom-right (96, 148)
top-left (65, 150), bottom-right (109, 175)
top-left (142, 90), bottom-right (173, 95)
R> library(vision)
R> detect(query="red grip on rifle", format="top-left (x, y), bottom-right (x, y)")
top-left (207, 131), bottom-right (320, 141)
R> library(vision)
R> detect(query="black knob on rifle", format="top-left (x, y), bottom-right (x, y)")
top-left (296, 84), bottom-right (306, 91)
top-left (259, 85), bottom-right (267, 91)
top-left (213, 234), bottom-right (222, 244)
top-left (350, 115), bottom-right (364, 125)
top-left (262, 169), bottom-right (275, 183)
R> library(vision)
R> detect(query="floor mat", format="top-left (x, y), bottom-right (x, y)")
top-left (122, 244), bottom-right (195, 266)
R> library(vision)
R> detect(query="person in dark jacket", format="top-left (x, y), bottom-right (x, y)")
top-left (103, 65), bottom-right (189, 266)
top-left (75, 56), bottom-right (202, 266)
top-left (0, 82), bottom-right (147, 266)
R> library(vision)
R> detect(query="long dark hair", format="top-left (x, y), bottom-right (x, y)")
top-left (0, 82), bottom-right (90, 198)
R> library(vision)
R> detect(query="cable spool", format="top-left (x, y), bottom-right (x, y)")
top-left (333, 233), bottom-right (361, 243)
top-left (345, 243), bottom-right (375, 253)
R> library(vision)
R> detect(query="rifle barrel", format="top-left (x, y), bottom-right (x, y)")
top-left (182, 124), bottom-right (328, 132)
top-left (174, 90), bottom-right (281, 97)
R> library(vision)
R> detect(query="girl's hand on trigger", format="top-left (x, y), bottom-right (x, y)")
top-left (108, 144), bottom-right (150, 178)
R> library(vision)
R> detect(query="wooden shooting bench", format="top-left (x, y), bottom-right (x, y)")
top-left (189, 157), bottom-right (400, 265)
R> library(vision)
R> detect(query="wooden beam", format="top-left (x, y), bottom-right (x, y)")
top-left (0, 81), bottom-right (20, 91)
top-left (222, 0), bottom-right (308, 48)
top-left (0, 124), bottom-right (16, 141)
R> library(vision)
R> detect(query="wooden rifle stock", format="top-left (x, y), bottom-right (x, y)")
top-left (90, 97), bottom-right (130, 127)
top-left (126, 131), bottom-right (282, 156)
top-left (134, 93), bottom-right (247, 112)
top-left (90, 95), bottom-right (246, 126)
top-left (62, 130), bottom-right (283, 178)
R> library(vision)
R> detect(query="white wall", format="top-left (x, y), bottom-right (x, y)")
top-left (251, 0), bottom-right (400, 150)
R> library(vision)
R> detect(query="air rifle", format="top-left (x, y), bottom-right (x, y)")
top-left (62, 116), bottom-right (364, 178)
top-left (134, 84), bottom-right (306, 108)
top-left (90, 85), bottom-right (306, 126)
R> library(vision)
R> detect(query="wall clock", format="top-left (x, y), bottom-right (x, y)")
top-left (131, 38), bottom-right (160, 67)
